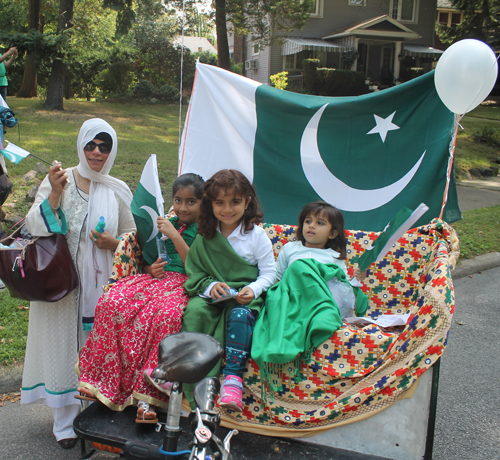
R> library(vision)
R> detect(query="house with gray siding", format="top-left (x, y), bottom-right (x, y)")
top-left (231, 0), bottom-right (443, 86)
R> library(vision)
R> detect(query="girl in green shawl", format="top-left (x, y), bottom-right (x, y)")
top-left (182, 170), bottom-right (276, 412)
top-left (251, 201), bottom-right (368, 397)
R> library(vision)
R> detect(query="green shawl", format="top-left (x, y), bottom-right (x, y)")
top-left (251, 258), bottom-right (368, 399)
top-left (182, 231), bottom-right (265, 406)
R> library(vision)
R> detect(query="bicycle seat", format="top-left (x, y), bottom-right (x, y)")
top-left (151, 332), bottom-right (223, 384)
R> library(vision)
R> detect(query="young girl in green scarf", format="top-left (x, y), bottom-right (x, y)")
top-left (181, 169), bottom-right (276, 412)
top-left (251, 201), bottom-right (368, 397)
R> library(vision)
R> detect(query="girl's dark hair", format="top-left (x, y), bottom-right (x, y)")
top-left (172, 173), bottom-right (205, 199)
top-left (297, 201), bottom-right (347, 259)
top-left (198, 169), bottom-right (263, 239)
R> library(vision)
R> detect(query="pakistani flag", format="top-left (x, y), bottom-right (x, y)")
top-left (0, 142), bottom-right (31, 164)
top-left (131, 155), bottom-right (165, 265)
top-left (357, 203), bottom-right (429, 273)
top-left (179, 63), bottom-right (461, 231)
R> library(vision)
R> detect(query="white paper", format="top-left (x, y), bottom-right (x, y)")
top-left (344, 313), bottom-right (411, 327)
top-left (209, 293), bottom-right (238, 304)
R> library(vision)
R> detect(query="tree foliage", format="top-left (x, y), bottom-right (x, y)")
top-left (436, 0), bottom-right (500, 48)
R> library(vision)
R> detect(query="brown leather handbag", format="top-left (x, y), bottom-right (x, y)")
top-left (0, 225), bottom-right (79, 302)
top-left (0, 164), bottom-right (13, 206)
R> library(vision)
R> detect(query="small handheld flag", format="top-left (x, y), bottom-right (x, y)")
top-left (357, 203), bottom-right (430, 273)
top-left (0, 142), bottom-right (31, 164)
top-left (131, 155), bottom-right (165, 265)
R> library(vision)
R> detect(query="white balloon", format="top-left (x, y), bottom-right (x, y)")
top-left (434, 39), bottom-right (498, 114)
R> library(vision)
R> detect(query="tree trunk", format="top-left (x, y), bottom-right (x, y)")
top-left (17, 52), bottom-right (38, 98)
top-left (43, 0), bottom-right (74, 110)
top-left (17, 0), bottom-right (41, 97)
top-left (215, 0), bottom-right (230, 70)
top-left (43, 60), bottom-right (67, 110)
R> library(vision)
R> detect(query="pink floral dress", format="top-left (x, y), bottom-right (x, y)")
top-left (77, 218), bottom-right (196, 410)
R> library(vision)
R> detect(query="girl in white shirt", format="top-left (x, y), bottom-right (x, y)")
top-left (276, 201), bottom-right (366, 317)
top-left (182, 169), bottom-right (276, 412)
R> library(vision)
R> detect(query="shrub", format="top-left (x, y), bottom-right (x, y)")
top-left (156, 84), bottom-right (179, 103)
top-left (230, 61), bottom-right (243, 75)
top-left (97, 62), bottom-right (135, 97)
top-left (303, 59), bottom-right (320, 94)
top-left (133, 80), bottom-right (155, 98)
top-left (270, 71), bottom-right (288, 90)
top-left (473, 127), bottom-right (500, 147)
top-left (316, 68), bottom-right (368, 96)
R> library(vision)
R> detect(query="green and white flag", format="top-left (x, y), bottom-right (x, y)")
top-left (179, 63), bottom-right (461, 231)
top-left (131, 155), bottom-right (164, 265)
top-left (357, 203), bottom-right (429, 273)
top-left (0, 142), bottom-right (31, 164)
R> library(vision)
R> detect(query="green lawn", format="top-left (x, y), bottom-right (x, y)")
top-left (454, 104), bottom-right (500, 180)
top-left (4, 98), bottom-right (185, 214)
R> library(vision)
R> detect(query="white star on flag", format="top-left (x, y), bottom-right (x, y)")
top-left (367, 111), bottom-right (400, 142)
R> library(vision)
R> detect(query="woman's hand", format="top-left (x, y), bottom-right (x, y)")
top-left (353, 266), bottom-right (367, 282)
top-left (90, 229), bottom-right (119, 252)
top-left (47, 161), bottom-right (68, 211)
top-left (48, 162), bottom-right (68, 196)
top-left (157, 217), bottom-right (177, 239)
top-left (148, 257), bottom-right (168, 279)
top-left (236, 287), bottom-right (255, 305)
top-left (210, 282), bottom-right (231, 301)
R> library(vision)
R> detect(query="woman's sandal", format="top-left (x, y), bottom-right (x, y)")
top-left (75, 387), bottom-right (98, 402)
top-left (136, 401), bottom-right (158, 424)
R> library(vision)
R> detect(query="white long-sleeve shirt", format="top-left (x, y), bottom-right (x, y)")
top-left (203, 223), bottom-right (276, 299)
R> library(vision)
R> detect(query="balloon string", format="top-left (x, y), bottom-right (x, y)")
top-left (458, 53), bottom-right (500, 122)
top-left (439, 114), bottom-right (459, 220)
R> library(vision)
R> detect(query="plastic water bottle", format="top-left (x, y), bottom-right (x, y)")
top-left (95, 216), bottom-right (106, 233)
top-left (156, 235), bottom-right (171, 264)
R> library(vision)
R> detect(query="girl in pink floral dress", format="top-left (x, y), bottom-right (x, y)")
top-left (76, 173), bottom-right (204, 423)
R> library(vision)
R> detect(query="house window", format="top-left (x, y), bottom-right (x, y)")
top-left (253, 43), bottom-right (260, 55)
top-left (437, 10), bottom-right (463, 27)
top-left (391, 0), bottom-right (418, 23)
top-left (283, 50), bottom-right (314, 70)
top-left (301, 0), bottom-right (324, 18)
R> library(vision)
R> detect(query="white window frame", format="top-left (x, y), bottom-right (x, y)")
top-left (390, 0), bottom-right (419, 23)
top-left (253, 43), bottom-right (260, 55)
top-left (301, 0), bottom-right (324, 18)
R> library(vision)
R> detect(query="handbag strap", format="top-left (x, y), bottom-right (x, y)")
top-left (6, 217), bottom-right (26, 235)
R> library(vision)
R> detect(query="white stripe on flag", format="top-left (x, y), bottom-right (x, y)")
top-left (0, 142), bottom-right (31, 164)
top-left (139, 154), bottom-right (164, 217)
top-left (179, 63), bottom-right (261, 182)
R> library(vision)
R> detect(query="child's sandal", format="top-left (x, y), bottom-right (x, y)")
top-left (75, 387), bottom-right (97, 402)
top-left (136, 401), bottom-right (158, 424)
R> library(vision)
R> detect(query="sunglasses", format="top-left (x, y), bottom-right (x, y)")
top-left (84, 141), bottom-right (112, 154)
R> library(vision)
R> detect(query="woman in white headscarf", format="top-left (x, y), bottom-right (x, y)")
top-left (21, 118), bottom-right (136, 450)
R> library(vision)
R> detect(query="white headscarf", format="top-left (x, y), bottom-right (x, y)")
top-left (77, 118), bottom-right (133, 328)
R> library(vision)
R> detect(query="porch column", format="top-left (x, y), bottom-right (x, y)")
top-left (394, 41), bottom-right (402, 81)
top-left (351, 38), bottom-right (360, 71)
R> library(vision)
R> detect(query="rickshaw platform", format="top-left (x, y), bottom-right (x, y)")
top-left (74, 401), bottom-right (388, 460)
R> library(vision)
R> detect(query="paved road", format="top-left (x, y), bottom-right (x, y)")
top-left (456, 183), bottom-right (500, 211)
top-left (1, 267), bottom-right (499, 460)
top-left (433, 266), bottom-right (500, 460)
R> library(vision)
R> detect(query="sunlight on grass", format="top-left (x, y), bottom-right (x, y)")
top-left (452, 206), bottom-right (500, 260)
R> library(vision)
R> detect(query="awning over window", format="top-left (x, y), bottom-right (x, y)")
top-left (403, 45), bottom-right (444, 58)
top-left (282, 38), bottom-right (352, 56)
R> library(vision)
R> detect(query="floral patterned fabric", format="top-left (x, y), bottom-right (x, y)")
top-left (216, 218), bottom-right (458, 435)
top-left (105, 220), bottom-right (459, 435)
top-left (77, 227), bottom-right (194, 411)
